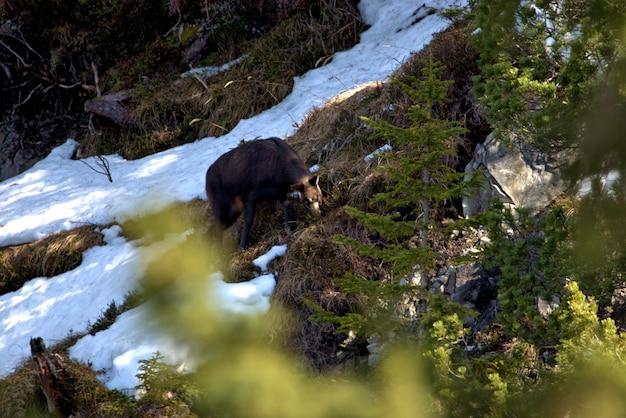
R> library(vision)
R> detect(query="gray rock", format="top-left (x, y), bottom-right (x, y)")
top-left (472, 299), bottom-right (500, 334)
top-left (463, 132), bottom-right (570, 217)
top-left (0, 128), bottom-right (39, 181)
top-left (536, 295), bottom-right (560, 318)
top-left (0, 116), bottom-right (78, 182)
top-left (446, 263), bottom-right (497, 311)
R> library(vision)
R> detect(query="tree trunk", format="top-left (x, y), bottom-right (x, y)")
top-left (84, 90), bottom-right (137, 128)
top-left (30, 337), bottom-right (74, 417)
top-left (420, 167), bottom-right (430, 285)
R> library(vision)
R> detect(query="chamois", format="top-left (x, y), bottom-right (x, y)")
top-left (205, 137), bottom-right (322, 249)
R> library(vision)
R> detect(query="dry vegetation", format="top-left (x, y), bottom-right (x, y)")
top-left (262, 22), bottom-right (487, 368)
top-left (0, 226), bottom-right (104, 295)
top-left (81, 0), bottom-right (366, 159)
top-left (0, 4), bottom-right (488, 415)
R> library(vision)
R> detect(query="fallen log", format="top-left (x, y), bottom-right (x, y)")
top-left (84, 90), bottom-right (138, 128)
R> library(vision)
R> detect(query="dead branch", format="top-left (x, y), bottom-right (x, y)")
top-left (0, 25), bottom-right (45, 63)
top-left (91, 60), bottom-right (101, 97)
top-left (0, 39), bottom-right (27, 67)
top-left (30, 337), bottom-right (75, 417)
top-left (13, 83), bottom-right (42, 112)
top-left (84, 90), bottom-right (138, 128)
top-left (80, 155), bottom-right (113, 182)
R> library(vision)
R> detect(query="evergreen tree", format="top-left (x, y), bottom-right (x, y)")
top-left (308, 58), bottom-right (484, 375)
top-left (337, 56), bottom-right (482, 283)
top-left (473, 0), bottom-right (626, 157)
top-left (473, 0), bottom-right (626, 352)
top-left (481, 200), bottom-right (567, 347)
top-left (569, 176), bottom-right (626, 311)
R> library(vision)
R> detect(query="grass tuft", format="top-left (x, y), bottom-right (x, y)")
top-left (0, 226), bottom-right (104, 296)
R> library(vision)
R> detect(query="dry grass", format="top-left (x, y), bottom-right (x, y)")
top-left (0, 343), bottom-right (135, 418)
top-left (251, 21), bottom-right (487, 367)
top-left (222, 197), bottom-right (328, 281)
top-left (85, 0), bottom-right (366, 160)
top-left (0, 226), bottom-right (104, 296)
top-left (288, 82), bottom-right (406, 209)
top-left (0, 362), bottom-right (49, 418)
top-left (269, 209), bottom-right (386, 367)
top-left (0, 20), bottom-right (487, 404)
top-left (397, 22), bottom-right (487, 149)
top-left (188, 0), bottom-right (365, 141)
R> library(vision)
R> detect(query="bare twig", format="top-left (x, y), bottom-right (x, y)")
top-left (0, 39), bottom-right (27, 67)
top-left (80, 155), bottom-right (113, 182)
top-left (91, 60), bottom-right (101, 96)
top-left (13, 83), bottom-right (42, 111)
top-left (165, 8), bottom-right (182, 36)
top-left (5, 27), bottom-right (44, 61)
top-left (54, 81), bottom-right (82, 89)
top-left (191, 70), bottom-right (209, 90)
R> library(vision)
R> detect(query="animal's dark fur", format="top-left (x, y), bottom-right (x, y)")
top-left (205, 137), bottom-right (322, 249)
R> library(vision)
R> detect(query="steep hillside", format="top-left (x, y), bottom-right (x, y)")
top-left (2, 0), bottom-right (626, 417)
top-left (0, 0), bottom-right (365, 179)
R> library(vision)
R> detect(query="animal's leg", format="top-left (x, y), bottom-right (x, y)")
top-left (281, 200), bottom-right (295, 232)
top-left (208, 222), bottom-right (227, 255)
top-left (207, 197), bottom-right (224, 246)
top-left (210, 223), bottom-right (224, 244)
top-left (240, 201), bottom-right (257, 249)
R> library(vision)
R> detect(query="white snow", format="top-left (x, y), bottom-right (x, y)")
top-left (365, 144), bottom-right (392, 161)
top-left (0, 0), bottom-right (463, 393)
top-left (181, 55), bottom-right (249, 79)
top-left (253, 245), bottom-right (288, 273)
top-left (577, 170), bottom-right (621, 197)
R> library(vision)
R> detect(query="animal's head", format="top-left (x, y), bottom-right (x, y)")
top-left (291, 176), bottom-right (322, 215)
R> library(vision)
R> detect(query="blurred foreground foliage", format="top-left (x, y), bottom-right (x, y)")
top-left (2, 1), bottom-right (626, 417)
top-left (129, 202), bottom-right (626, 418)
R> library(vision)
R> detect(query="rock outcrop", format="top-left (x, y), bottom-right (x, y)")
top-left (0, 117), bottom-right (77, 182)
top-left (463, 133), bottom-right (570, 217)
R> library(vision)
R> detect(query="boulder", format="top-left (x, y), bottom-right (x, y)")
top-left (0, 116), bottom-right (79, 182)
top-left (440, 263), bottom-right (498, 312)
top-left (0, 125), bottom-right (40, 182)
top-left (463, 133), bottom-right (569, 217)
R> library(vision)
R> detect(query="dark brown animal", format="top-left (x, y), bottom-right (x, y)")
top-left (205, 137), bottom-right (322, 249)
